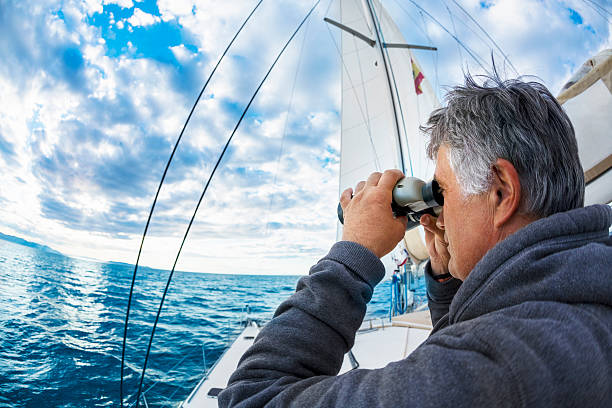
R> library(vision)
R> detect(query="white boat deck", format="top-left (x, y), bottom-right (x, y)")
top-left (339, 311), bottom-right (431, 373)
top-left (181, 321), bottom-right (259, 408)
top-left (182, 311), bottom-right (432, 407)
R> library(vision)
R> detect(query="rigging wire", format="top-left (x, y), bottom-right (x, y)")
top-left (389, 3), bottom-right (440, 99)
top-left (265, 3), bottom-right (314, 237)
top-left (415, 9), bottom-right (441, 100)
top-left (444, 2), bottom-right (465, 71)
top-left (581, 0), bottom-right (612, 24)
top-left (353, 0), bottom-right (375, 35)
top-left (365, 0), bottom-right (409, 175)
top-left (394, 0), bottom-right (491, 74)
top-left (370, 0), bottom-right (415, 176)
top-left (449, 0), bottom-right (519, 75)
top-left (353, 34), bottom-right (380, 171)
top-left (590, 0), bottom-right (612, 16)
top-left (139, 343), bottom-right (202, 397)
top-left (582, 0), bottom-right (612, 21)
top-left (324, 19), bottom-right (383, 172)
top-left (132, 1), bottom-right (322, 406)
top-left (444, 4), bottom-right (500, 61)
top-left (118, 1), bottom-right (264, 406)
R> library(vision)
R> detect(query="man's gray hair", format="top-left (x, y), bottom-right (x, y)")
top-left (422, 74), bottom-right (585, 218)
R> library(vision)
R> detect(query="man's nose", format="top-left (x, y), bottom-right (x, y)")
top-left (436, 209), bottom-right (445, 230)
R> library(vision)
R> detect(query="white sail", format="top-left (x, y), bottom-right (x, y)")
top-left (373, 0), bottom-right (439, 182)
top-left (335, 0), bottom-right (440, 265)
top-left (337, 0), bottom-right (438, 192)
top-left (338, 0), bottom-right (402, 194)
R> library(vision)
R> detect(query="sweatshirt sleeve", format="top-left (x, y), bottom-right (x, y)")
top-left (218, 242), bottom-right (515, 408)
top-left (424, 261), bottom-right (462, 328)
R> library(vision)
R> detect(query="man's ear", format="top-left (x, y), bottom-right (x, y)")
top-left (489, 158), bottom-right (522, 228)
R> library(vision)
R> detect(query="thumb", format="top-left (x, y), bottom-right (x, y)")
top-left (340, 188), bottom-right (353, 210)
top-left (420, 214), bottom-right (435, 231)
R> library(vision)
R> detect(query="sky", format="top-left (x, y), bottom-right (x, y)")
top-left (0, 0), bottom-right (610, 275)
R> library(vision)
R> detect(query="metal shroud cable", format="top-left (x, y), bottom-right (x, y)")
top-left (132, 1), bottom-right (322, 406)
top-left (119, 1), bottom-right (264, 406)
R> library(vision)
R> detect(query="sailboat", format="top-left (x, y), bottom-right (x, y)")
top-left (124, 0), bottom-right (612, 406)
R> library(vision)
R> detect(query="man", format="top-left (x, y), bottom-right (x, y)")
top-left (219, 76), bottom-right (612, 407)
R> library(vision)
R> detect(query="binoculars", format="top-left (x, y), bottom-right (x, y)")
top-left (337, 177), bottom-right (444, 231)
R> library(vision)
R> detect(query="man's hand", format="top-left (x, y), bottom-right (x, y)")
top-left (340, 170), bottom-right (408, 258)
top-left (420, 214), bottom-right (450, 276)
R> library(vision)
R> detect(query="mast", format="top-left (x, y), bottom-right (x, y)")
top-left (331, 0), bottom-right (440, 267)
top-left (363, 0), bottom-right (406, 174)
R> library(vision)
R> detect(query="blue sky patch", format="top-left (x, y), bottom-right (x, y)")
top-left (567, 8), bottom-right (583, 25)
top-left (62, 47), bottom-right (84, 71)
top-left (221, 99), bottom-right (248, 120)
top-left (0, 133), bottom-right (15, 157)
top-left (40, 195), bottom-right (84, 226)
top-left (55, 45), bottom-right (87, 89)
top-left (133, 0), bottom-right (161, 16)
top-left (88, 2), bottom-right (197, 68)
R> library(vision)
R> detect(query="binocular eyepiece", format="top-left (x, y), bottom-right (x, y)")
top-left (337, 177), bottom-right (444, 231)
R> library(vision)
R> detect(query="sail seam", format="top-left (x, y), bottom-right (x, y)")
top-left (325, 21), bottom-right (383, 172)
top-left (364, 0), bottom-right (410, 175)
top-left (354, 34), bottom-right (381, 171)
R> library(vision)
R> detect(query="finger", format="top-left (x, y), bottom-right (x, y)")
top-left (420, 213), bottom-right (432, 226)
top-left (366, 172), bottom-right (382, 186)
top-left (377, 169), bottom-right (404, 190)
top-left (354, 180), bottom-right (366, 194)
top-left (421, 220), bottom-right (436, 247)
top-left (340, 188), bottom-right (353, 209)
top-left (395, 215), bottom-right (408, 230)
top-left (424, 226), bottom-right (448, 256)
top-left (425, 231), bottom-right (438, 256)
top-left (420, 214), bottom-right (446, 242)
top-left (421, 222), bottom-right (438, 255)
top-left (390, 217), bottom-right (408, 245)
top-left (435, 235), bottom-right (449, 248)
top-left (420, 214), bottom-right (436, 231)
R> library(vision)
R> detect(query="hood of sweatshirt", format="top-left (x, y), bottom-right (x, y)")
top-left (449, 204), bottom-right (612, 324)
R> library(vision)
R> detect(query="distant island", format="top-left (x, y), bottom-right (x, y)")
top-left (0, 232), bottom-right (63, 256)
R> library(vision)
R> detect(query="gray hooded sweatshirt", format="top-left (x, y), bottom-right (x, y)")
top-left (219, 204), bottom-right (612, 407)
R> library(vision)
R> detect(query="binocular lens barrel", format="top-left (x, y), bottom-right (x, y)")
top-left (337, 177), bottom-right (443, 231)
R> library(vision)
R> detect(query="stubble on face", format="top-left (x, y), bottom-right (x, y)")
top-left (434, 146), bottom-right (495, 280)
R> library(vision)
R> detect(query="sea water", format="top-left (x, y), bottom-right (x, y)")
top-left (0, 240), bottom-right (425, 407)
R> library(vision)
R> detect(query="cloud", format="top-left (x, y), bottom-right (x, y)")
top-left (103, 0), bottom-right (134, 8)
top-left (385, 0), bottom-right (611, 92)
top-left (170, 44), bottom-right (196, 63)
top-left (128, 8), bottom-right (161, 27)
top-left (0, 0), bottom-right (609, 275)
top-left (0, 133), bottom-right (15, 157)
